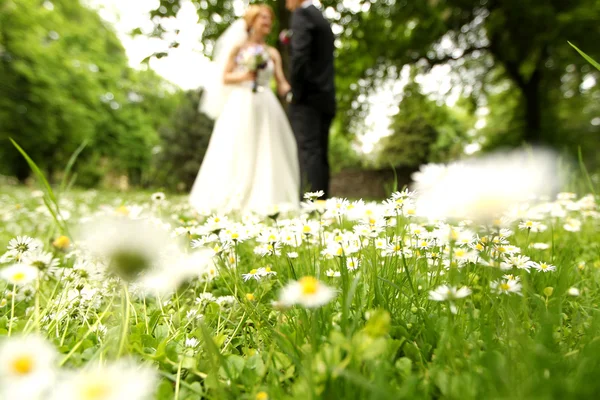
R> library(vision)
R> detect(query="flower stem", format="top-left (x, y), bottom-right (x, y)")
top-left (117, 283), bottom-right (131, 357)
top-left (7, 284), bottom-right (16, 337)
top-left (174, 357), bottom-right (183, 400)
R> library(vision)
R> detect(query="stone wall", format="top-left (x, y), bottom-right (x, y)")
top-left (330, 166), bottom-right (417, 200)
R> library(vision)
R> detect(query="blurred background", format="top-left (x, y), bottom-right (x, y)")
top-left (1, 0), bottom-right (599, 198)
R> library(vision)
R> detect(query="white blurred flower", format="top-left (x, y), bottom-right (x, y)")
top-left (78, 217), bottom-right (183, 282)
top-left (429, 285), bottom-right (472, 301)
top-left (412, 148), bottom-right (562, 223)
top-left (325, 269), bottom-right (341, 277)
top-left (185, 337), bottom-right (200, 349)
top-left (563, 218), bottom-right (582, 232)
top-left (50, 360), bottom-right (156, 400)
top-left (530, 242), bottom-right (550, 250)
top-left (279, 276), bottom-right (336, 308)
top-left (567, 287), bottom-right (580, 297)
top-left (0, 264), bottom-right (39, 286)
top-left (0, 335), bottom-right (57, 399)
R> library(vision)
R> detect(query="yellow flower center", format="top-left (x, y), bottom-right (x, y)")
top-left (12, 272), bottom-right (26, 282)
top-left (454, 249), bottom-right (466, 258)
top-left (265, 267), bottom-right (272, 272)
top-left (11, 355), bottom-right (34, 375)
top-left (500, 283), bottom-right (510, 291)
top-left (81, 381), bottom-right (110, 400)
top-left (256, 392), bottom-right (269, 400)
top-left (540, 264), bottom-right (548, 270)
top-left (299, 277), bottom-right (319, 295)
top-left (249, 269), bottom-right (258, 275)
top-left (115, 205), bottom-right (129, 215)
top-left (53, 235), bottom-right (70, 249)
top-left (475, 243), bottom-right (484, 251)
top-left (231, 233), bottom-right (239, 239)
top-left (246, 293), bottom-right (255, 301)
top-left (302, 226), bottom-right (311, 233)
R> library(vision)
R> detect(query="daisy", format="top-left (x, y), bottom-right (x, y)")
top-left (325, 269), bottom-right (341, 277)
top-left (79, 216), bottom-right (184, 282)
top-left (531, 261), bottom-right (556, 273)
top-left (530, 242), bottom-right (550, 250)
top-left (242, 269), bottom-right (263, 282)
top-left (0, 335), bottom-right (57, 399)
top-left (22, 250), bottom-right (59, 272)
top-left (151, 192), bottom-right (166, 203)
top-left (500, 255), bottom-right (534, 272)
top-left (429, 285), bottom-right (472, 302)
top-left (429, 285), bottom-right (471, 314)
top-left (0, 264), bottom-right (39, 286)
top-left (279, 276), bottom-right (336, 308)
top-left (346, 257), bottom-right (360, 271)
top-left (50, 360), bottom-right (156, 400)
top-left (491, 278), bottom-right (523, 295)
top-left (7, 236), bottom-right (42, 255)
top-left (567, 287), bottom-right (580, 297)
top-left (304, 190), bottom-right (325, 200)
top-left (185, 337), bottom-right (200, 349)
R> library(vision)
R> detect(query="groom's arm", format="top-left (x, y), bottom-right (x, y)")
top-left (290, 9), bottom-right (314, 100)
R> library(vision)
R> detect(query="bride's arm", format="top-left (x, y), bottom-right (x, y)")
top-left (223, 46), bottom-right (255, 84)
top-left (269, 47), bottom-right (291, 97)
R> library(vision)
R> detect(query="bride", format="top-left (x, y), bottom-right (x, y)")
top-left (189, 4), bottom-right (300, 214)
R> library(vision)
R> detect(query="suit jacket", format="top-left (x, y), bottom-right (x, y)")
top-left (290, 5), bottom-right (336, 115)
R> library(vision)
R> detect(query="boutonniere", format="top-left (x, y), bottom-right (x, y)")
top-left (279, 29), bottom-right (293, 45)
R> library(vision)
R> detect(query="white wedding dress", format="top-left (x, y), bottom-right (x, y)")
top-left (189, 48), bottom-right (300, 214)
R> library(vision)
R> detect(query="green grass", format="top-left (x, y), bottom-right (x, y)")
top-left (1, 183), bottom-right (600, 399)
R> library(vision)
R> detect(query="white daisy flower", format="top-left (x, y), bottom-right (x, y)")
top-left (491, 279), bottom-right (523, 295)
top-left (185, 337), bottom-right (200, 349)
top-left (325, 269), bottom-right (341, 277)
top-left (279, 276), bottom-right (336, 308)
top-left (0, 335), bottom-right (57, 399)
top-left (50, 360), bottom-right (156, 400)
top-left (530, 242), bottom-right (550, 250)
top-left (428, 285), bottom-right (472, 301)
top-left (0, 264), bottom-right (39, 286)
top-left (567, 287), bottom-right (580, 297)
top-left (531, 261), bottom-right (556, 273)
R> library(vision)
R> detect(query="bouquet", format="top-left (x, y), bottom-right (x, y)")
top-left (238, 45), bottom-right (269, 93)
top-left (279, 29), bottom-right (293, 45)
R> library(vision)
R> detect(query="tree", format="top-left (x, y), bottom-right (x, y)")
top-left (148, 0), bottom-right (600, 151)
top-left (375, 81), bottom-right (467, 168)
top-left (150, 90), bottom-right (214, 191)
top-left (0, 0), bottom-right (179, 185)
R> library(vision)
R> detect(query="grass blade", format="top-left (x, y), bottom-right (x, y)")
top-left (10, 138), bottom-right (67, 233)
top-left (569, 41), bottom-right (600, 71)
top-left (58, 139), bottom-right (88, 196)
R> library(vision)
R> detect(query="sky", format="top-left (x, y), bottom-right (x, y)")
top-left (85, 0), bottom-right (461, 153)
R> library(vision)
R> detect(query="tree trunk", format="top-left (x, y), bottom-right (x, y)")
top-left (521, 67), bottom-right (543, 145)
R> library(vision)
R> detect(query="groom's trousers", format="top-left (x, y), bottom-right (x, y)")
top-left (289, 103), bottom-right (334, 199)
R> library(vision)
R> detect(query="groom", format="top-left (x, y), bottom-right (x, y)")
top-left (286, 0), bottom-right (336, 200)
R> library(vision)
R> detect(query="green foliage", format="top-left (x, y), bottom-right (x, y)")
top-left (375, 81), bottom-right (467, 168)
top-left (2, 184), bottom-right (600, 398)
top-left (150, 90), bottom-right (214, 191)
top-left (148, 0), bottom-right (600, 158)
top-left (0, 0), bottom-right (180, 185)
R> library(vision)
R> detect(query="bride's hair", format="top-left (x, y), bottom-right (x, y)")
top-left (244, 4), bottom-right (275, 32)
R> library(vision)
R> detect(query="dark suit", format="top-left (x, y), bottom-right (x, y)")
top-left (289, 4), bottom-right (336, 199)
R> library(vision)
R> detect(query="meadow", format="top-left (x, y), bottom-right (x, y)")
top-left (1, 178), bottom-right (600, 400)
